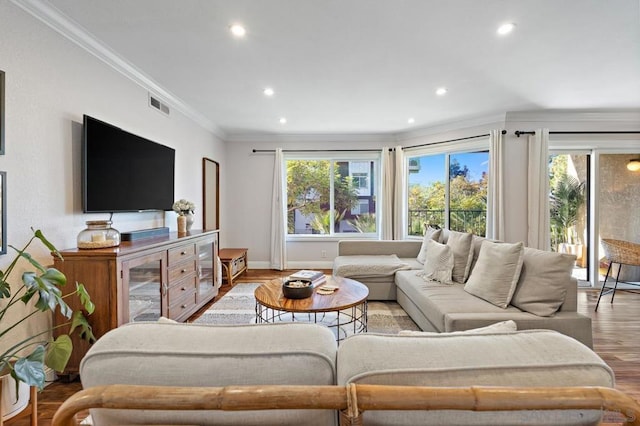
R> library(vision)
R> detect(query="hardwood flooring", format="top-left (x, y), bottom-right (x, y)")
top-left (6, 269), bottom-right (640, 425)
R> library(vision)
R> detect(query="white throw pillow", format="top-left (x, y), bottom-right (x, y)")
top-left (417, 240), bottom-right (454, 284)
top-left (445, 230), bottom-right (474, 283)
top-left (398, 320), bottom-right (517, 336)
top-left (416, 226), bottom-right (443, 264)
top-left (464, 240), bottom-right (525, 308)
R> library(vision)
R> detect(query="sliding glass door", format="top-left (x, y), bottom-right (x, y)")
top-left (548, 152), bottom-right (590, 284)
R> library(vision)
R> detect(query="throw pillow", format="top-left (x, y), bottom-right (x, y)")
top-left (510, 248), bottom-right (575, 316)
top-left (416, 226), bottom-right (443, 264)
top-left (464, 240), bottom-right (525, 308)
top-left (157, 316), bottom-right (178, 324)
top-left (398, 320), bottom-right (517, 336)
top-left (417, 240), bottom-right (454, 284)
top-left (445, 230), bottom-right (474, 283)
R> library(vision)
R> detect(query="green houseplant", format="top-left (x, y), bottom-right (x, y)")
top-left (0, 229), bottom-right (95, 392)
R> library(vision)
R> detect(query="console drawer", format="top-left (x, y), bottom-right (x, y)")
top-left (168, 289), bottom-right (197, 320)
top-left (168, 275), bottom-right (198, 303)
top-left (168, 260), bottom-right (197, 284)
top-left (168, 244), bottom-right (196, 266)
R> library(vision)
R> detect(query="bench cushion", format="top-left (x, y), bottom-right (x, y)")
top-left (81, 322), bottom-right (338, 426)
top-left (337, 330), bottom-right (613, 425)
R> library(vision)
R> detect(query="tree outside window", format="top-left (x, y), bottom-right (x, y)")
top-left (407, 151), bottom-right (488, 236)
top-left (286, 158), bottom-right (378, 235)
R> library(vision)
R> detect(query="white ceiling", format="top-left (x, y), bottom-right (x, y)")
top-left (32, 0), bottom-right (640, 136)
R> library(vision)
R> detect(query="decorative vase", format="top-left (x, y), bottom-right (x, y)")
top-left (185, 212), bottom-right (195, 231)
top-left (177, 215), bottom-right (187, 233)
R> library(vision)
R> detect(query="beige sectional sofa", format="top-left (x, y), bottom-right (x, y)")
top-left (333, 231), bottom-right (593, 348)
top-left (75, 322), bottom-right (616, 426)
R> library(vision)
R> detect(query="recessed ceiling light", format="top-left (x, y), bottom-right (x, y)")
top-left (435, 87), bottom-right (448, 96)
top-left (230, 24), bottom-right (246, 38)
top-left (263, 87), bottom-right (275, 97)
top-left (407, 118), bottom-right (415, 124)
top-left (497, 23), bottom-right (515, 35)
top-left (279, 117), bottom-right (287, 124)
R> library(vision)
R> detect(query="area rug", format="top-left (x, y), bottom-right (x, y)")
top-left (192, 283), bottom-right (421, 334)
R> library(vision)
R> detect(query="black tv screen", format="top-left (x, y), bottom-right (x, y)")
top-left (82, 115), bottom-right (175, 213)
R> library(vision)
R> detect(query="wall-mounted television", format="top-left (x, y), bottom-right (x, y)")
top-left (82, 115), bottom-right (175, 213)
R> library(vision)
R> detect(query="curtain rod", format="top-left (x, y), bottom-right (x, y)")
top-left (549, 131), bottom-right (640, 135)
top-left (252, 148), bottom-right (388, 153)
top-left (403, 130), bottom-right (506, 151)
top-left (514, 130), bottom-right (640, 137)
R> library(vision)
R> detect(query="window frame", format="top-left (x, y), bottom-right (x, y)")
top-left (283, 151), bottom-right (381, 241)
top-left (404, 138), bottom-right (490, 239)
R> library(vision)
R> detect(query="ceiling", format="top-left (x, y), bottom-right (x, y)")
top-left (31, 0), bottom-right (640, 136)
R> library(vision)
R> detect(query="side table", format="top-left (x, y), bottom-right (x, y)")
top-left (219, 248), bottom-right (248, 286)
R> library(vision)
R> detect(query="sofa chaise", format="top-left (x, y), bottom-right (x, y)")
top-left (58, 321), bottom-right (624, 426)
top-left (333, 230), bottom-right (593, 348)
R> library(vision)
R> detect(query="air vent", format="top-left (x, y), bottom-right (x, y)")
top-left (148, 93), bottom-right (170, 116)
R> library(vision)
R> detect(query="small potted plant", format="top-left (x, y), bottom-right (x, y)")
top-left (0, 229), bottom-right (95, 420)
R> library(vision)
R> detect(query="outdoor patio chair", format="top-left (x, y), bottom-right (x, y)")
top-left (595, 238), bottom-right (640, 311)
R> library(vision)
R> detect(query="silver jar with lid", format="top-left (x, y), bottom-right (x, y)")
top-left (77, 220), bottom-right (121, 249)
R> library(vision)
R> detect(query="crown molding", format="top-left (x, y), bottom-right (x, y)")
top-left (11, 0), bottom-right (227, 140)
top-left (225, 132), bottom-right (395, 144)
top-left (506, 109), bottom-right (640, 123)
top-left (395, 112), bottom-right (506, 142)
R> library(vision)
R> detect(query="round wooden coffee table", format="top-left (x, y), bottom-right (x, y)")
top-left (254, 275), bottom-right (369, 343)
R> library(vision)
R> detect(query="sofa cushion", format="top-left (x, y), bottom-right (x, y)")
top-left (417, 240), bottom-right (454, 284)
top-left (464, 241), bottom-right (525, 308)
top-left (445, 230), bottom-right (474, 283)
top-left (337, 330), bottom-right (613, 426)
top-left (416, 226), bottom-right (443, 264)
top-left (511, 247), bottom-right (575, 316)
top-left (398, 319), bottom-right (517, 336)
top-left (395, 271), bottom-right (524, 331)
top-left (81, 322), bottom-right (338, 426)
top-left (333, 254), bottom-right (410, 278)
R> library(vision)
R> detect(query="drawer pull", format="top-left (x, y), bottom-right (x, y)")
top-left (181, 287), bottom-right (187, 291)
top-left (181, 304), bottom-right (187, 309)
top-left (181, 251), bottom-right (187, 255)
top-left (181, 269), bottom-right (187, 273)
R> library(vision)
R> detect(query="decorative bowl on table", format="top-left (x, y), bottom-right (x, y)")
top-left (282, 279), bottom-right (313, 299)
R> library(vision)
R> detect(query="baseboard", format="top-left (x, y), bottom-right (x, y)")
top-left (249, 261), bottom-right (334, 270)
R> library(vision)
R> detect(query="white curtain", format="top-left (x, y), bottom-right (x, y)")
top-left (270, 148), bottom-right (286, 270)
top-left (393, 146), bottom-right (406, 239)
top-left (380, 147), bottom-right (394, 239)
top-left (487, 130), bottom-right (505, 240)
top-left (527, 129), bottom-right (551, 250)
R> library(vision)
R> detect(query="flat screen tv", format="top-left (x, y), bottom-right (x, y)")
top-left (82, 115), bottom-right (175, 213)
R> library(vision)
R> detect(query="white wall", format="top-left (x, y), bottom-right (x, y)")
top-left (0, 3), bottom-right (224, 354)
top-left (226, 112), bottom-right (640, 269)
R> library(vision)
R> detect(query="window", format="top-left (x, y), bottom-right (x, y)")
top-left (407, 149), bottom-right (489, 237)
top-left (286, 156), bottom-right (378, 236)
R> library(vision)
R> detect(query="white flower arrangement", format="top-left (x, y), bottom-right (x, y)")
top-left (173, 199), bottom-right (195, 215)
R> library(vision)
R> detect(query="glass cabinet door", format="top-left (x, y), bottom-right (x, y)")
top-left (122, 252), bottom-right (166, 323)
top-left (196, 236), bottom-right (219, 303)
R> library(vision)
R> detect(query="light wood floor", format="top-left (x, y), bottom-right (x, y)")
top-left (7, 269), bottom-right (640, 425)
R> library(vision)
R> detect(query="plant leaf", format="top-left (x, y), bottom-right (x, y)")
top-left (22, 269), bottom-right (72, 317)
top-left (17, 250), bottom-right (47, 274)
top-left (45, 335), bottom-right (73, 372)
top-left (0, 279), bottom-right (10, 298)
top-left (69, 311), bottom-right (96, 343)
top-left (76, 283), bottom-right (95, 314)
top-left (13, 346), bottom-right (46, 390)
top-left (34, 228), bottom-right (62, 260)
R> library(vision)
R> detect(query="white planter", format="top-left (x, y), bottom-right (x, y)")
top-left (1, 373), bottom-right (30, 421)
